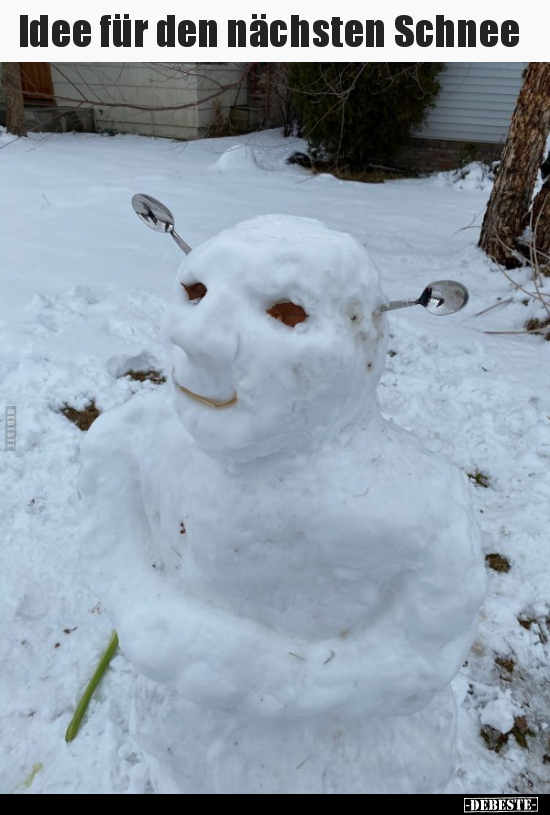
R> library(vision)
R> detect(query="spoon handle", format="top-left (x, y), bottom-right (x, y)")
top-left (379, 298), bottom-right (420, 313)
top-left (171, 229), bottom-right (192, 256)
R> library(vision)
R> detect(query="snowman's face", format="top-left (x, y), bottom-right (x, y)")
top-left (163, 215), bottom-right (387, 462)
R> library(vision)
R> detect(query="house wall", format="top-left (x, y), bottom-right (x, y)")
top-left (392, 62), bottom-right (528, 172)
top-left (50, 62), bottom-right (247, 139)
top-left (194, 63), bottom-right (249, 134)
top-left (417, 62), bottom-right (527, 143)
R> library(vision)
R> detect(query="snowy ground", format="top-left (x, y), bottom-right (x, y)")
top-left (0, 127), bottom-right (548, 795)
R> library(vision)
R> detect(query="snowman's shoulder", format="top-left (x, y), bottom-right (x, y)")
top-left (84, 391), bottom-right (171, 449)
top-left (341, 419), bottom-right (473, 529)
top-left (80, 390), bottom-right (183, 489)
top-left (381, 421), bottom-right (466, 489)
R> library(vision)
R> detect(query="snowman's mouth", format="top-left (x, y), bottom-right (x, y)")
top-left (172, 373), bottom-right (237, 409)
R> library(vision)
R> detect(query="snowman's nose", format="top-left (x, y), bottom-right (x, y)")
top-left (169, 315), bottom-right (238, 366)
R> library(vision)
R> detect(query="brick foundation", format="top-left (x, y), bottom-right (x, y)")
top-left (394, 137), bottom-right (504, 173)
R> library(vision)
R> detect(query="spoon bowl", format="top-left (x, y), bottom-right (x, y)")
top-left (132, 194), bottom-right (192, 255)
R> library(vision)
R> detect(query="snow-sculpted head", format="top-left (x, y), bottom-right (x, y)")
top-left (163, 215), bottom-right (387, 462)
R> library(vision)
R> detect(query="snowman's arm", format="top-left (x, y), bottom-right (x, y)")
top-left (107, 524), bottom-right (484, 720)
top-left (301, 544), bottom-right (485, 717)
top-left (79, 408), bottom-right (310, 716)
top-left (115, 552), bottom-right (482, 720)
top-left (296, 474), bottom-right (487, 718)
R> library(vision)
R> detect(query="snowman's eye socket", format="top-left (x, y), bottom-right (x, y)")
top-left (267, 301), bottom-right (308, 328)
top-left (182, 282), bottom-right (207, 302)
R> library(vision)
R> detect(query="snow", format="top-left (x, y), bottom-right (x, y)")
top-left (431, 161), bottom-right (497, 193)
top-left (214, 143), bottom-right (260, 173)
top-left (481, 692), bottom-right (517, 735)
top-left (1, 129), bottom-right (549, 795)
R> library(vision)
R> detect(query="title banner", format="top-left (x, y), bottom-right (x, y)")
top-left (1, 0), bottom-right (547, 60)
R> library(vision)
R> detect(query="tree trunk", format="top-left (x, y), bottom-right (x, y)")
top-left (2, 63), bottom-right (27, 136)
top-left (531, 177), bottom-right (550, 259)
top-left (479, 62), bottom-right (550, 267)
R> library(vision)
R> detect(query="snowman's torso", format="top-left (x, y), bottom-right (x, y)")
top-left (82, 388), bottom-right (484, 793)
top-left (130, 393), bottom-right (463, 640)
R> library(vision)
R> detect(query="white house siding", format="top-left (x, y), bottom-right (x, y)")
top-left (50, 62), bottom-right (247, 140)
top-left (195, 63), bottom-right (249, 132)
top-left (417, 62), bottom-right (527, 144)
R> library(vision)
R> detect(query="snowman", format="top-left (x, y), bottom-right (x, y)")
top-left (80, 210), bottom-right (486, 794)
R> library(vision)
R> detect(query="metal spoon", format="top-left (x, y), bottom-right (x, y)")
top-left (380, 280), bottom-right (469, 316)
top-left (131, 193), bottom-right (192, 255)
top-left (131, 194), bottom-right (469, 317)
